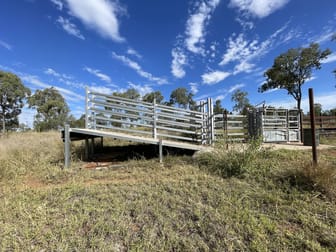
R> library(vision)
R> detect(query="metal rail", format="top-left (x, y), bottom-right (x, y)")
top-left (85, 88), bottom-right (214, 145)
top-left (214, 112), bottom-right (248, 142)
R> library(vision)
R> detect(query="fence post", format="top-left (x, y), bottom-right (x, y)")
top-left (308, 88), bottom-right (318, 165)
top-left (64, 124), bottom-right (70, 168)
top-left (207, 98), bottom-right (214, 145)
top-left (153, 98), bottom-right (157, 139)
top-left (210, 98), bottom-right (214, 143)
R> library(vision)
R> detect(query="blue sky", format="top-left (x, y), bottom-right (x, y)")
top-left (0, 0), bottom-right (335, 127)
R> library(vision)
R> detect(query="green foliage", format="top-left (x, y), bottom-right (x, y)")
top-left (314, 103), bottom-right (322, 116)
top-left (213, 99), bottom-right (224, 114)
top-left (142, 91), bottom-right (164, 104)
top-left (196, 139), bottom-right (265, 178)
top-left (113, 88), bottom-right (140, 100)
top-left (28, 87), bottom-right (69, 131)
top-left (231, 89), bottom-right (252, 115)
top-left (259, 43), bottom-right (331, 111)
top-left (169, 87), bottom-right (195, 109)
top-left (0, 70), bottom-right (31, 134)
top-left (68, 114), bottom-right (85, 128)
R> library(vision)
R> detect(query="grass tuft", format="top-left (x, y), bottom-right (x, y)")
top-left (195, 139), bottom-right (268, 178)
top-left (279, 160), bottom-right (336, 200)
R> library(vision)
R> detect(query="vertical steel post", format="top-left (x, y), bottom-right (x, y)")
top-left (206, 98), bottom-right (214, 145)
top-left (153, 98), bottom-right (157, 139)
top-left (85, 87), bottom-right (89, 129)
top-left (64, 124), bottom-right (70, 168)
top-left (308, 88), bottom-right (318, 165)
top-left (261, 109), bottom-right (264, 142)
top-left (159, 139), bottom-right (163, 163)
top-left (200, 101), bottom-right (205, 145)
top-left (206, 98), bottom-right (210, 144)
top-left (286, 110), bottom-right (289, 142)
top-left (210, 98), bottom-right (214, 144)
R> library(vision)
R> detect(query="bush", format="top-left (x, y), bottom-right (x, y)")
top-left (196, 139), bottom-right (264, 178)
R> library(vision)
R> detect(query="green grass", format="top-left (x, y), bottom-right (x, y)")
top-left (1, 132), bottom-right (336, 251)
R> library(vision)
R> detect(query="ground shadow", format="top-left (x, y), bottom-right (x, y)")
top-left (79, 143), bottom-right (196, 163)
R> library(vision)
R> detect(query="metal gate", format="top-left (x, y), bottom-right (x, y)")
top-left (249, 107), bottom-right (300, 143)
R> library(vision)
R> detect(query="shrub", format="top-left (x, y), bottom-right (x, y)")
top-left (196, 139), bottom-right (265, 178)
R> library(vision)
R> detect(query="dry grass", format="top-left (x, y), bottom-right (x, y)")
top-left (1, 131), bottom-right (336, 251)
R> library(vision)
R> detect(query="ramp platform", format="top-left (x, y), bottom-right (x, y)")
top-left (62, 127), bottom-right (210, 168)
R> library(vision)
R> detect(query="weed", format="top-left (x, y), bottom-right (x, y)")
top-left (196, 138), bottom-right (267, 178)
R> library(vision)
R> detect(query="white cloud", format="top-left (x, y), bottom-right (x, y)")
top-left (57, 16), bottom-right (85, 40)
top-left (202, 70), bottom-right (231, 85)
top-left (65, 0), bottom-right (124, 42)
top-left (229, 0), bottom-right (290, 18)
top-left (233, 61), bottom-right (255, 74)
top-left (219, 33), bottom-right (258, 66)
top-left (83, 67), bottom-right (112, 84)
top-left (171, 48), bottom-right (187, 78)
top-left (89, 85), bottom-right (114, 94)
top-left (306, 76), bottom-right (317, 83)
top-left (185, 0), bottom-right (220, 54)
top-left (219, 23), bottom-right (290, 74)
top-left (322, 53), bottom-right (336, 64)
top-left (228, 83), bottom-right (245, 93)
top-left (170, 0), bottom-right (220, 79)
top-left (44, 68), bottom-right (88, 89)
top-left (195, 83), bottom-right (245, 101)
top-left (112, 52), bottom-right (168, 85)
top-left (0, 39), bottom-right (12, 50)
top-left (44, 68), bottom-right (72, 79)
top-left (128, 83), bottom-right (153, 97)
top-left (21, 74), bottom-right (84, 102)
top-left (127, 48), bottom-right (142, 59)
top-left (189, 82), bottom-right (199, 94)
top-left (214, 94), bottom-right (225, 101)
top-left (235, 17), bottom-right (254, 29)
top-left (50, 0), bottom-right (63, 10)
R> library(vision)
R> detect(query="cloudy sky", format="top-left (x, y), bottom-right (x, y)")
top-left (0, 0), bottom-right (336, 126)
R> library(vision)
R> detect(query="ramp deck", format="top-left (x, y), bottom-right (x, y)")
top-left (68, 128), bottom-right (208, 151)
top-left (63, 127), bottom-right (211, 168)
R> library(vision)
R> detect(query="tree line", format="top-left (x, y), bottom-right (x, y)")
top-left (0, 74), bottom-right (203, 133)
top-left (1, 41), bottom-right (335, 133)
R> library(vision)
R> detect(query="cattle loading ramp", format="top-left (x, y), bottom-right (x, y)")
top-left (62, 89), bottom-right (214, 168)
top-left (62, 90), bottom-right (302, 168)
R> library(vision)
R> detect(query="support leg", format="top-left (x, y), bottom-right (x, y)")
top-left (85, 138), bottom-right (89, 160)
top-left (159, 139), bottom-right (163, 163)
top-left (64, 125), bottom-right (71, 168)
top-left (90, 138), bottom-right (95, 155)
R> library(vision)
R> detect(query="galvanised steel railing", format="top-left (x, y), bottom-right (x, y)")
top-left (85, 88), bottom-right (214, 145)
